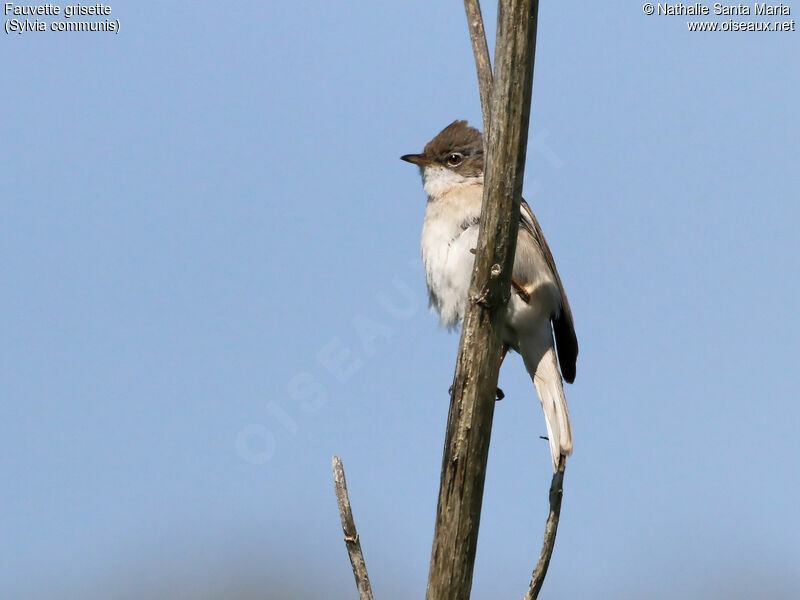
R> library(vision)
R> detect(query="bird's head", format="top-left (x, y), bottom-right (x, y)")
top-left (401, 120), bottom-right (484, 199)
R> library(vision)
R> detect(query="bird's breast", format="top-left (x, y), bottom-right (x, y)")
top-left (420, 187), bottom-right (483, 328)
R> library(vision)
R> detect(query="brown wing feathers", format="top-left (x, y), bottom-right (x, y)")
top-left (519, 200), bottom-right (578, 383)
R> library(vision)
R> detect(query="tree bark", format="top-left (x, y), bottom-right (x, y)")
top-left (425, 2), bottom-right (540, 599)
top-left (332, 456), bottom-right (375, 600)
top-left (525, 455), bottom-right (565, 600)
top-left (463, 0), bottom-right (493, 137)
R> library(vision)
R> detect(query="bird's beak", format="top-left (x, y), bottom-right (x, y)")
top-left (400, 153), bottom-right (434, 167)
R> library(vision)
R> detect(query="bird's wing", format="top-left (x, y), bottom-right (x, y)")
top-left (516, 199), bottom-right (578, 383)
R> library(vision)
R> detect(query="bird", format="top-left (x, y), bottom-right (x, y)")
top-left (401, 119), bottom-right (578, 471)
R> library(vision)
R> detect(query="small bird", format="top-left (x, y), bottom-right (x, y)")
top-left (401, 120), bottom-right (578, 471)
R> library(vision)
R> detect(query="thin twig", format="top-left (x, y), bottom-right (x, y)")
top-left (332, 456), bottom-right (375, 600)
top-left (524, 455), bottom-right (566, 600)
top-left (463, 0), bottom-right (493, 136)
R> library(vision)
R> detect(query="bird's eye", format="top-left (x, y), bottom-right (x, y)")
top-left (446, 153), bottom-right (463, 167)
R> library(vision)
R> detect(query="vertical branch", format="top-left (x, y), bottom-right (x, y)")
top-left (425, 1), bottom-right (540, 599)
top-left (463, 0), bottom-right (493, 136)
top-left (332, 456), bottom-right (375, 600)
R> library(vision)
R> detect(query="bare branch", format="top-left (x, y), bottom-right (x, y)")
top-left (332, 456), bottom-right (374, 600)
top-left (425, 1), bottom-right (541, 599)
top-left (463, 0), bottom-right (493, 136)
top-left (525, 456), bottom-right (566, 600)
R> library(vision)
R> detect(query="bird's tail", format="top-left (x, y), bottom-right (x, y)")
top-left (522, 343), bottom-right (573, 471)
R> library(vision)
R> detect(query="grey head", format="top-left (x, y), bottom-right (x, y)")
top-left (400, 120), bottom-right (484, 177)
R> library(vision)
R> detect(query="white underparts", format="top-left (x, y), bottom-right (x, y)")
top-left (419, 173), bottom-right (483, 328)
top-left (421, 165), bottom-right (483, 199)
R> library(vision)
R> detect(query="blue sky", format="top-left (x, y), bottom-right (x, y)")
top-left (2, 2), bottom-right (799, 598)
